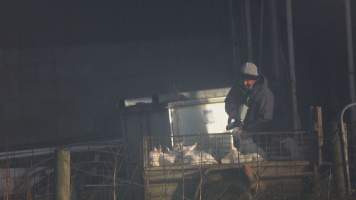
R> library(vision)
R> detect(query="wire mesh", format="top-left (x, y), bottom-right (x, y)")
top-left (0, 140), bottom-right (138, 200)
top-left (144, 131), bottom-right (315, 168)
top-left (71, 145), bottom-right (122, 200)
top-left (143, 131), bottom-right (316, 200)
top-left (0, 151), bottom-right (55, 200)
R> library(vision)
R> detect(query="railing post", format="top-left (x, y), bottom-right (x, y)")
top-left (340, 102), bottom-right (356, 195)
top-left (332, 122), bottom-right (346, 198)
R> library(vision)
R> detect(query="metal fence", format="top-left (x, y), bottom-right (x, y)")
top-left (143, 131), bottom-right (316, 200)
top-left (0, 149), bottom-right (55, 200)
top-left (0, 140), bottom-right (139, 200)
top-left (70, 140), bottom-right (126, 200)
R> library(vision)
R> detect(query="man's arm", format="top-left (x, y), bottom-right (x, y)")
top-left (225, 84), bottom-right (245, 119)
top-left (225, 86), bottom-right (238, 118)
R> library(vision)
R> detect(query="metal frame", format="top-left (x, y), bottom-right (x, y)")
top-left (143, 131), bottom-right (316, 200)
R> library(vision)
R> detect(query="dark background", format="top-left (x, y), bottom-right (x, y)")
top-left (0, 0), bottom-right (354, 147)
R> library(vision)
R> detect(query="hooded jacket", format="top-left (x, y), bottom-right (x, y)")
top-left (225, 75), bottom-right (274, 131)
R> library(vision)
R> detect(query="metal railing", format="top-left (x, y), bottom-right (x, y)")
top-left (0, 140), bottom-right (133, 200)
top-left (143, 131), bottom-right (315, 169)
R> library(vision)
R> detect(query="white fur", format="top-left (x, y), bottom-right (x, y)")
top-left (173, 142), bottom-right (197, 154)
top-left (221, 146), bottom-right (264, 164)
top-left (149, 147), bottom-right (162, 167)
top-left (174, 142), bottom-right (217, 165)
top-left (186, 150), bottom-right (217, 165)
top-left (221, 146), bottom-right (240, 164)
top-left (150, 143), bottom-right (218, 166)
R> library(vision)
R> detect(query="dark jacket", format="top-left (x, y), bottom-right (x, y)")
top-left (225, 75), bottom-right (274, 131)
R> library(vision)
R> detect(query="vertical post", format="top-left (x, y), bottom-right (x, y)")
top-left (313, 165), bottom-right (321, 199)
top-left (340, 102), bottom-right (356, 195)
top-left (258, 0), bottom-right (264, 66)
top-left (313, 106), bottom-right (324, 165)
top-left (286, 0), bottom-right (301, 130)
top-left (229, 0), bottom-right (239, 77)
top-left (270, 0), bottom-right (280, 80)
top-left (344, 2), bottom-right (356, 193)
top-left (55, 148), bottom-right (71, 200)
top-left (344, 0), bottom-right (356, 121)
top-left (311, 106), bottom-right (323, 198)
top-left (245, 0), bottom-right (253, 61)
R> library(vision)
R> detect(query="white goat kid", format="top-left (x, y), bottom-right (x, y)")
top-left (149, 147), bottom-right (162, 167)
top-left (221, 145), bottom-right (264, 164)
top-left (173, 142), bottom-right (217, 165)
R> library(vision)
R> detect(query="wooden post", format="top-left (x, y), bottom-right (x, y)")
top-left (55, 148), bottom-right (71, 200)
top-left (311, 106), bottom-right (324, 198)
top-left (312, 106), bottom-right (324, 165)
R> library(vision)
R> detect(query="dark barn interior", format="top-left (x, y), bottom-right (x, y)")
top-left (0, 0), bottom-right (355, 199)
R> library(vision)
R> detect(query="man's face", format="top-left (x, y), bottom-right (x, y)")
top-left (243, 79), bottom-right (256, 90)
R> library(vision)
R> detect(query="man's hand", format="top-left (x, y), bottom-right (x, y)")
top-left (226, 117), bottom-right (244, 130)
top-left (232, 126), bottom-right (243, 149)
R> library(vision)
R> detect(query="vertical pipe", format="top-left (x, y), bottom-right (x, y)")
top-left (55, 148), bottom-right (71, 200)
top-left (344, 0), bottom-right (356, 121)
top-left (245, 0), bottom-right (253, 61)
top-left (340, 103), bottom-right (356, 195)
top-left (258, 0), bottom-right (264, 66)
top-left (344, 0), bottom-right (356, 191)
top-left (270, 0), bottom-right (280, 80)
top-left (286, 0), bottom-right (301, 130)
top-left (229, 0), bottom-right (238, 76)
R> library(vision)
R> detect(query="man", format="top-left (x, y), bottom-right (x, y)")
top-left (225, 62), bottom-right (274, 132)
